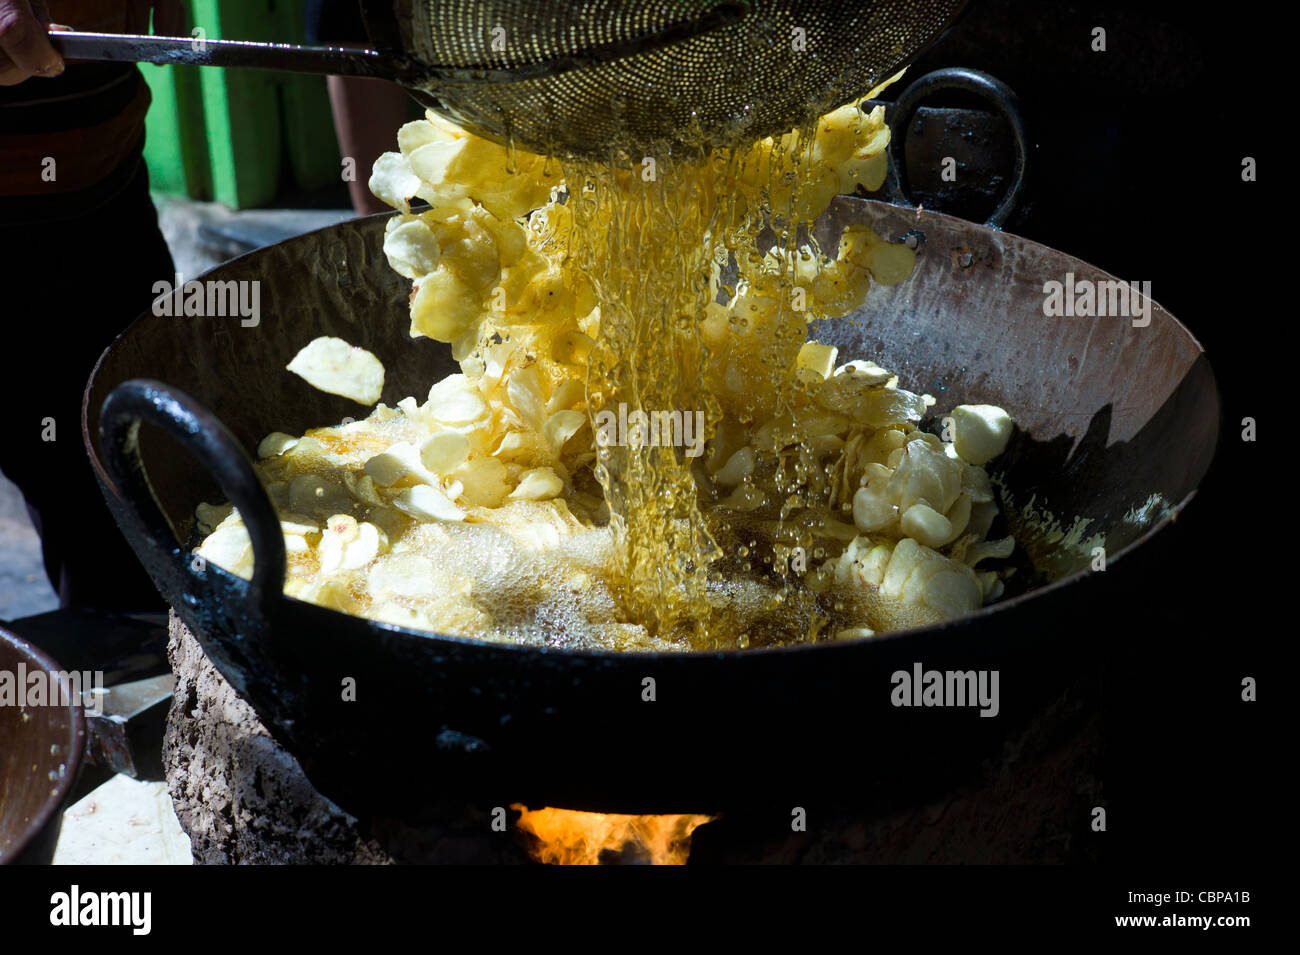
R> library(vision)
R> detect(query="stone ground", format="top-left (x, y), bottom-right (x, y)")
top-left (0, 472), bottom-right (58, 620)
top-left (2, 194), bottom-right (356, 864)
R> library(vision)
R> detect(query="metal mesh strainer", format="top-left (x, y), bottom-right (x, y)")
top-left (403, 0), bottom-right (966, 157)
top-left (53, 0), bottom-right (966, 158)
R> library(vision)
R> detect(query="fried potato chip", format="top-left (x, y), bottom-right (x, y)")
top-left (368, 151), bottom-right (422, 214)
top-left (383, 215), bottom-right (442, 280)
top-left (286, 336), bottom-right (385, 406)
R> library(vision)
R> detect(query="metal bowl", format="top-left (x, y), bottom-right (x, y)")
top-left (0, 627), bottom-right (86, 864)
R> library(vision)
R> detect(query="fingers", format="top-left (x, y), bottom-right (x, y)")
top-left (0, 0), bottom-right (63, 86)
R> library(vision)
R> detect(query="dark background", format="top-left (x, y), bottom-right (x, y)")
top-left (896, 0), bottom-right (1275, 869)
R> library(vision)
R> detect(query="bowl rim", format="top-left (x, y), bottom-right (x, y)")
top-left (0, 626), bottom-right (88, 865)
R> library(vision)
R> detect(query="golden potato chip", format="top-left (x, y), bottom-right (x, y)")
top-left (286, 336), bottom-right (385, 406)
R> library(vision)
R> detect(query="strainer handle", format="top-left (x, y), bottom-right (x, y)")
top-left (49, 31), bottom-right (408, 81)
top-left (50, 5), bottom-right (747, 86)
top-left (99, 380), bottom-right (287, 619)
top-left (883, 67), bottom-right (1029, 230)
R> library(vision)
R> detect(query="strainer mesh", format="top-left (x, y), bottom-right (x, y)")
top-left (409, 0), bottom-right (964, 157)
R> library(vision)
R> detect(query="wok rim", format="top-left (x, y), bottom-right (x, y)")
top-left (81, 200), bottom-right (1220, 666)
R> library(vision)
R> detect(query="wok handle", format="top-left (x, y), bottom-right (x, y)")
top-left (883, 67), bottom-right (1029, 230)
top-left (99, 380), bottom-right (286, 617)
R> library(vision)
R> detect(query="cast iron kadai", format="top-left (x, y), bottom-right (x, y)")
top-left (84, 180), bottom-right (1217, 816)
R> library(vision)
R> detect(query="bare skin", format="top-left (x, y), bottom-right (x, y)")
top-left (0, 0), bottom-right (62, 83)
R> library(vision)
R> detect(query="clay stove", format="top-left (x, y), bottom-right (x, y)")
top-left (164, 615), bottom-right (1102, 865)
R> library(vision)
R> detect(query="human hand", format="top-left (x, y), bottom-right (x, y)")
top-left (0, 0), bottom-right (63, 85)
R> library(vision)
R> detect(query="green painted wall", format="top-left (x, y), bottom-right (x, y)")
top-left (141, 0), bottom-right (342, 208)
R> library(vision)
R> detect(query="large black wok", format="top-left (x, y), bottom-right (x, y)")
top-left (83, 198), bottom-right (1217, 815)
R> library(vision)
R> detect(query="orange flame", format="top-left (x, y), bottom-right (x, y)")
top-left (512, 804), bottom-right (716, 865)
